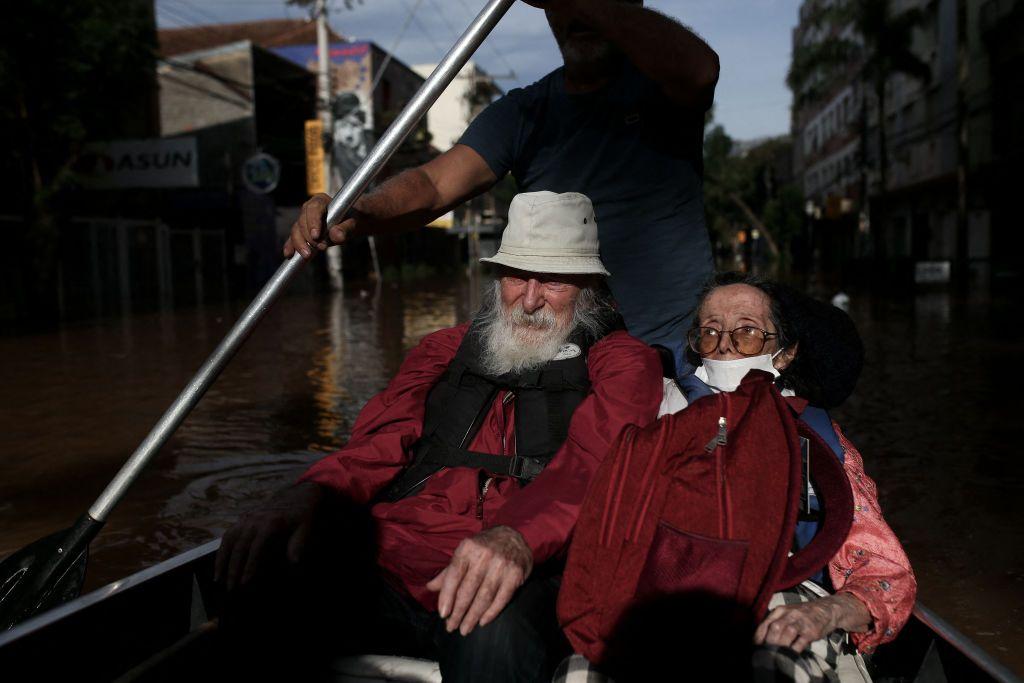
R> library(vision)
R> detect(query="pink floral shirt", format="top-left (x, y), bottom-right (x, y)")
top-left (828, 425), bottom-right (917, 652)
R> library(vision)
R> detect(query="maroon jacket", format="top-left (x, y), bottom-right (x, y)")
top-left (301, 322), bottom-right (662, 610)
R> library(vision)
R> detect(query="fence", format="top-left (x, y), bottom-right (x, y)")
top-left (57, 218), bottom-right (230, 319)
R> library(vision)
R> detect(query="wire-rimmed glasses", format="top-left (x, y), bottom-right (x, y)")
top-left (687, 326), bottom-right (779, 357)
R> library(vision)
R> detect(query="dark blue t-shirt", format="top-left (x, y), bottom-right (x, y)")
top-left (459, 61), bottom-right (712, 357)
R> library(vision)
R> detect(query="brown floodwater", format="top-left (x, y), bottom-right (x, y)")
top-left (1, 276), bottom-right (1021, 673)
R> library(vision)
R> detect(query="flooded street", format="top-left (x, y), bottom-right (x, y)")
top-left (833, 288), bottom-right (1024, 672)
top-left (1, 277), bottom-right (1021, 673)
top-left (0, 277), bottom-right (481, 586)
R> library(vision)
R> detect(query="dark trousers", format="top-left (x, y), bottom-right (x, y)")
top-left (354, 572), bottom-right (568, 683)
top-left (216, 501), bottom-right (567, 682)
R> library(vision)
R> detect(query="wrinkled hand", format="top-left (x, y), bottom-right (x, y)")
top-left (754, 593), bottom-right (869, 653)
top-left (426, 526), bottom-right (533, 636)
top-left (284, 193), bottom-right (364, 259)
top-left (214, 481), bottom-right (325, 590)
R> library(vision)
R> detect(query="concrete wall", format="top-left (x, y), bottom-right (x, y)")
top-left (159, 41), bottom-right (256, 136)
top-left (412, 61), bottom-right (498, 151)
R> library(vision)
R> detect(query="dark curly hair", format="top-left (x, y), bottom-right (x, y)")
top-left (686, 272), bottom-right (863, 408)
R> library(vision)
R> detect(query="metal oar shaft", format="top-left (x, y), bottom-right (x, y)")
top-left (324, 0), bottom-right (517, 228)
top-left (87, 0), bottom-right (516, 523)
top-left (88, 258), bottom-right (303, 521)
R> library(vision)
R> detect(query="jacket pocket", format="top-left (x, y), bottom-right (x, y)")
top-left (635, 522), bottom-right (749, 601)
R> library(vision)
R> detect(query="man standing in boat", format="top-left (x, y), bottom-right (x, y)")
top-left (218, 192), bottom-right (663, 681)
top-left (287, 0), bottom-right (719, 371)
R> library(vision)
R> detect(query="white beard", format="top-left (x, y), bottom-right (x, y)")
top-left (477, 286), bottom-right (574, 377)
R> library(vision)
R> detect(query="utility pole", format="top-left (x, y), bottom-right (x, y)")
top-left (954, 0), bottom-right (970, 289)
top-left (316, 0), bottom-right (343, 290)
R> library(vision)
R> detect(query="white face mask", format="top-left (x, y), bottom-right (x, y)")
top-left (694, 351), bottom-right (782, 393)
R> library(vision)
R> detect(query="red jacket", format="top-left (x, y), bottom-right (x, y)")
top-left (300, 323), bottom-right (663, 610)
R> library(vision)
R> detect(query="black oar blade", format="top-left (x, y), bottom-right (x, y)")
top-left (0, 516), bottom-right (98, 630)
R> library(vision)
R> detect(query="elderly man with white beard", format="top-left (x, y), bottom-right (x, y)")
top-left (216, 191), bottom-right (663, 682)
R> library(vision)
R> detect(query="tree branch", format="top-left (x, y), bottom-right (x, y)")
top-left (729, 192), bottom-right (780, 258)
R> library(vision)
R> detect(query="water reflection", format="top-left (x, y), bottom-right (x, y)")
top-left (832, 287), bottom-right (1023, 671)
top-left (0, 277), bottom-right (476, 588)
top-left (311, 291), bottom-right (350, 447)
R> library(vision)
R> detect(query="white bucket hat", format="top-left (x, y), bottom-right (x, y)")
top-left (480, 191), bottom-right (610, 276)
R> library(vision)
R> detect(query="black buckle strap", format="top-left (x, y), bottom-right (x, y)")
top-left (420, 443), bottom-right (549, 483)
top-left (383, 437), bottom-right (553, 504)
top-left (507, 455), bottom-right (547, 481)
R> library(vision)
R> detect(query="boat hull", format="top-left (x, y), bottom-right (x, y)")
top-left (0, 541), bottom-right (1017, 682)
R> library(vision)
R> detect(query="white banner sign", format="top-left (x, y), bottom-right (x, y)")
top-left (82, 137), bottom-right (199, 188)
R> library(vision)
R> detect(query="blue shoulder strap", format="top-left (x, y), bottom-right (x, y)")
top-left (799, 405), bottom-right (844, 463)
top-left (794, 405), bottom-right (846, 585)
top-left (678, 372), bottom-right (715, 403)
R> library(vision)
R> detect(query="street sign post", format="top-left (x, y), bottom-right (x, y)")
top-left (304, 119), bottom-right (326, 195)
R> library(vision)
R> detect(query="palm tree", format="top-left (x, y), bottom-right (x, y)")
top-left (788, 0), bottom-right (931, 222)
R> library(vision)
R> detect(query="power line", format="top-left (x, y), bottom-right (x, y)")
top-left (452, 0), bottom-right (517, 79)
top-left (425, 0), bottom-right (462, 44)
top-left (396, 0), bottom-right (444, 54)
top-left (156, 13), bottom-right (190, 29)
top-left (157, 0), bottom-right (517, 110)
top-left (158, 4), bottom-right (240, 45)
top-left (371, 0), bottom-right (425, 93)
top-left (163, 0), bottom-right (229, 26)
top-left (158, 48), bottom-right (317, 104)
top-left (159, 0), bottom-right (516, 83)
top-left (156, 3), bottom-right (196, 28)
top-left (159, 71), bottom-right (252, 108)
top-left (156, 3), bottom-right (328, 99)
top-left (165, 0), bottom-right (294, 4)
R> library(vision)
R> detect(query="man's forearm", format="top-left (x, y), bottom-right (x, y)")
top-left (341, 145), bottom-right (497, 238)
top-left (348, 167), bottom-right (446, 237)
top-left (575, 0), bottom-right (719, 110)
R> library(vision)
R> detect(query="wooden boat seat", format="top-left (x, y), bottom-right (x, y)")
top-left (331, 654), bottom-right (442, 683)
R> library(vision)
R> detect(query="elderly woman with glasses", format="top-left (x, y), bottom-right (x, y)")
top-left (678, 271), bottom-right (915, 678)
top-left (556, 272), bottom-right (916, 682)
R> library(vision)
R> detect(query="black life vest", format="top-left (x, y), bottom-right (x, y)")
top-left (383, 310), bottom-right (623, 502)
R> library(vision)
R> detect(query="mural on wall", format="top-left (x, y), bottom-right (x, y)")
top-left (331, 91), bottom-right (372, 182)
top-left (272, 41), bottom-right (375, 186)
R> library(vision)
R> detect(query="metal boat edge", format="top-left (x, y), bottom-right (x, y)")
top-left (0, 539), bottom-right (219, 649)
top-left (0, 539), bottom-right (1019, 682)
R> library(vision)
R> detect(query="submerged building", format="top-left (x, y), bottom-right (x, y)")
top-left (789, 0), bottom-right (1022, 286)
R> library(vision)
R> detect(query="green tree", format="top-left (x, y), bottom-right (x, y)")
top-left (763, 185), bottom-right (806, 256)
top-left (703, 125), bottom-right (806, 264)
top-left (0, 0), bottom-right (157, 317)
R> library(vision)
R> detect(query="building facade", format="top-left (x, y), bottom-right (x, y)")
top-left (411, 60), bottom-right (507, 242)
top-left (271, 40), bottom-right (433, 184)
top-left (790, 0), bottom-right (1021, 284)
top-left (157, 39), bottom-right (317, 293)
top-left (971, 0), bottom-right (1023, 282)
top-left (411, 61), bottom-right (501, 151)
top-left (161, 21), bottom-right (446, 285)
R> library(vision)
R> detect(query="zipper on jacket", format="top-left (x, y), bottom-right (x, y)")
top-left (499, 391), bottom-right (514, 456)
top-left (704, 416), bottom-right (728, 452)
top-left (711, 394), bottom-right (732, 537)
top-left (479, 393), bottom-right (511, 521)
top-left (476, 477), bottom-right (494, 520)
